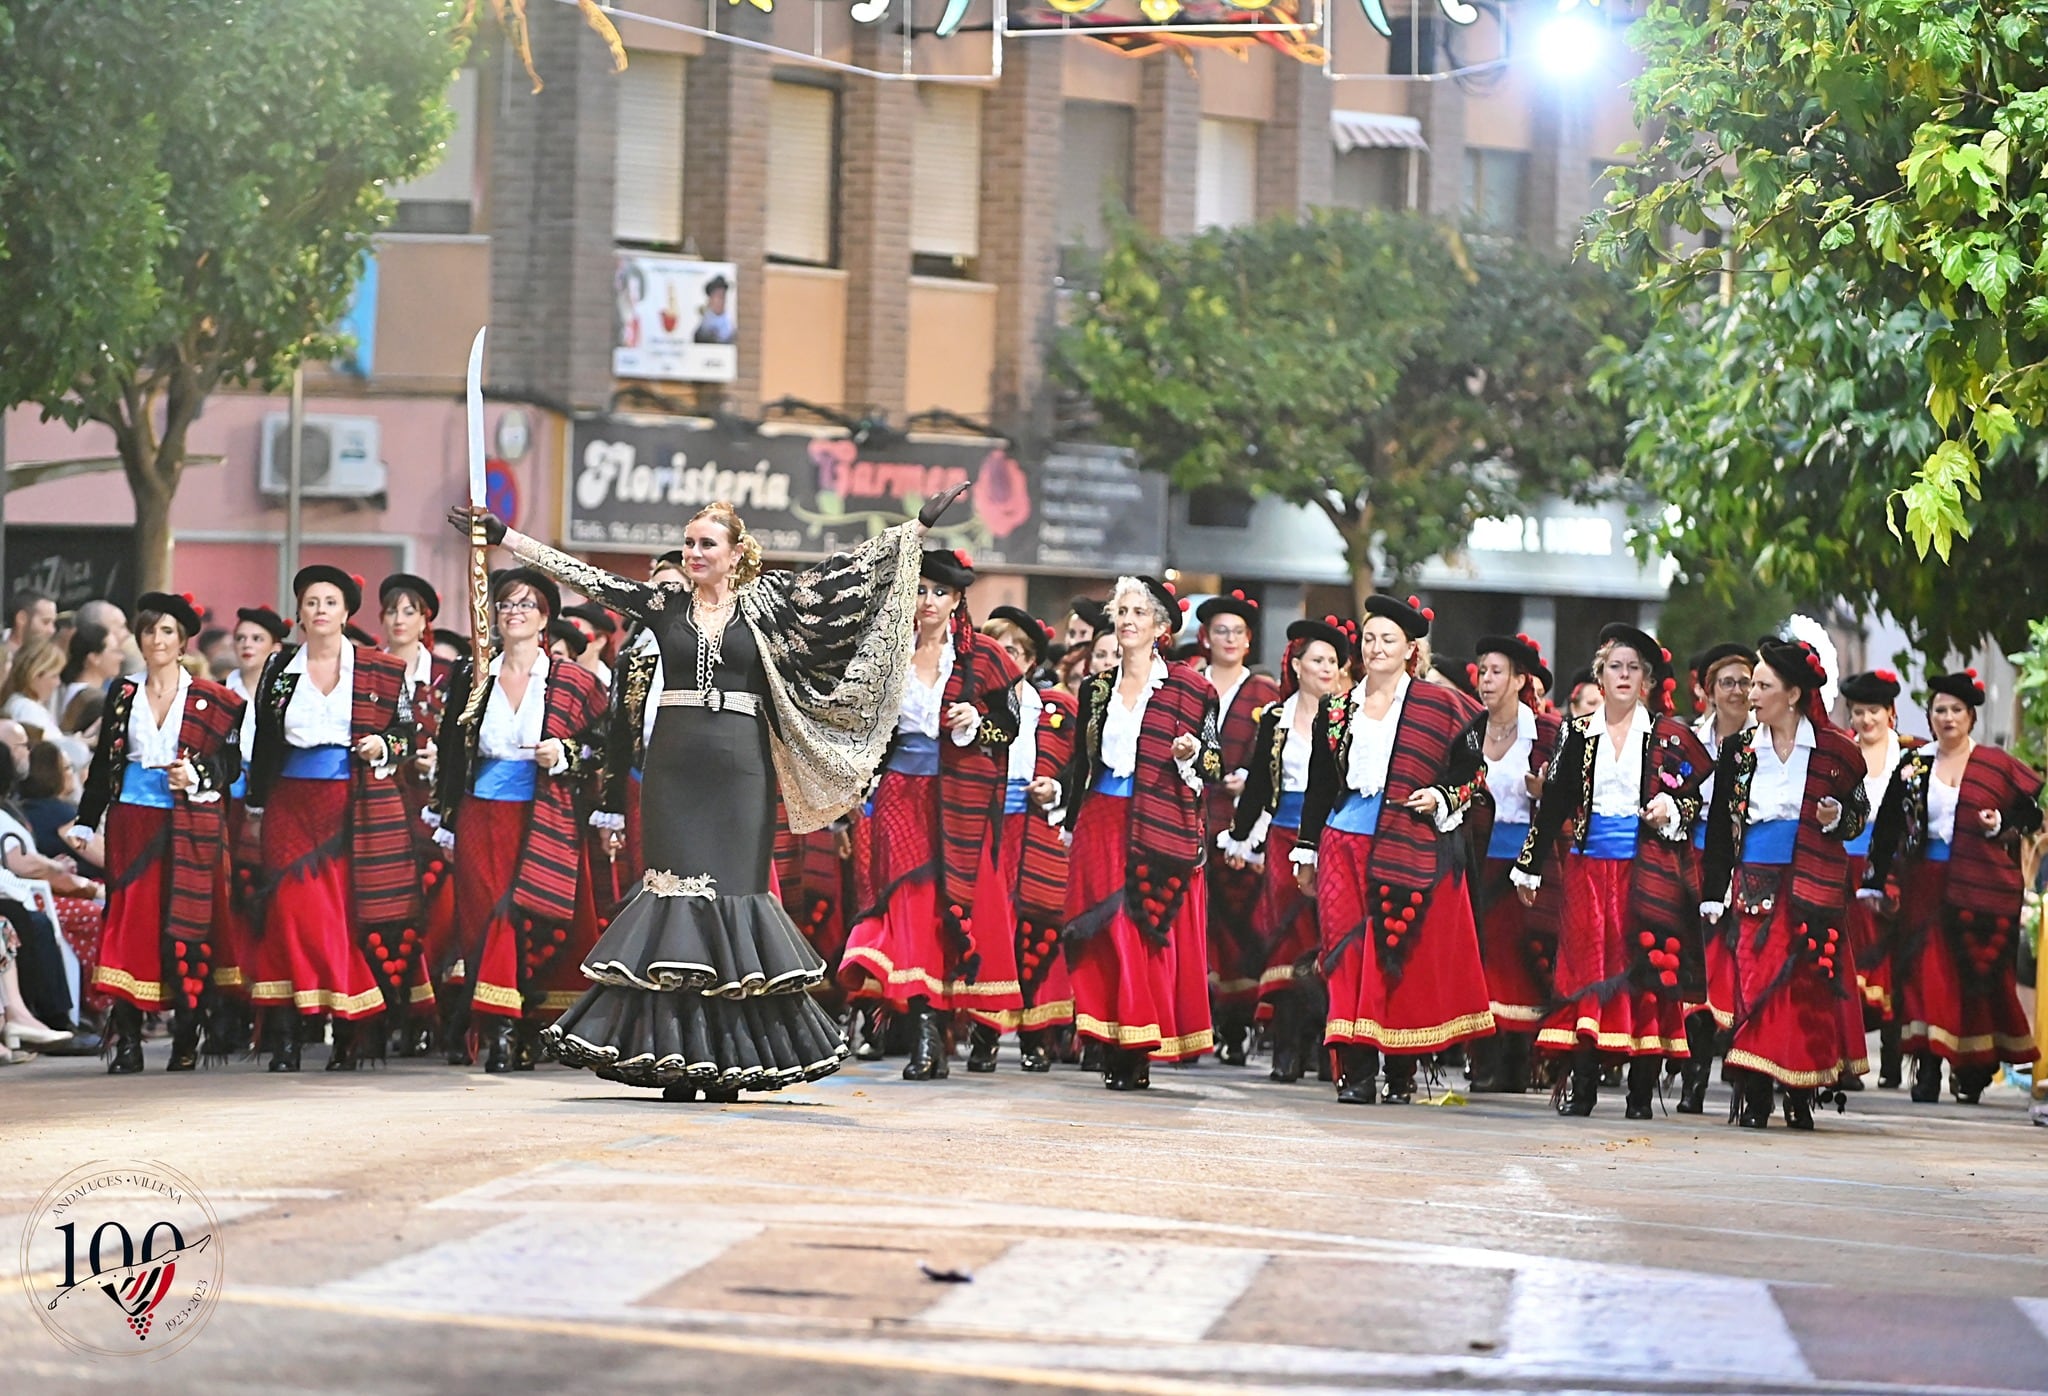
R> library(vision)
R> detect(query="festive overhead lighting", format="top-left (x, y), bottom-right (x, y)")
top-left (1534, 9), bottom-right (1603, 78)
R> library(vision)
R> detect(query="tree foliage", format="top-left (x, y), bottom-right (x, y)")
top-left (0, 0), bottom-right (465, 589)
top-left (1589, 0), bottom-right (2048, 562)
top-left (1058, 210), bottom-right (1641, 609)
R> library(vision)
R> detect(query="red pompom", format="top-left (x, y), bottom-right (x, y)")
top-left (1422, 608), bottom-right (1435, 622)
top-left (350, 573), bottom-right (365, 589)
top-left (1231, 590), bottom-right (1245, 600)
top-left (1639, 931), bottom-right (1657, 947)
top-left (1660, 647), bottom-right (1672, 662)
top-left (1966, 667), bottom-right (1978, 677)
top-left (180, 591), bottom-right (197, 606)
top-left (1659, 970), bottom-right (1678, 987)
top-left (954, 549), bottom-right (973, 568)
top-left (551, 928), bottom-right (568, 944)
top-left (1409, 891), bottom-right (1423, 906)
top-left (1407, 595), bottom-right (1421, 608)
top-left (1178, 599), bottom-right (1190, 613)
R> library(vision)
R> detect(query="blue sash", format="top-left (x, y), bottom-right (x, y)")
top-left (1743, 818), bottom-right (1798, 866)
top-left (118, 763), bottom-right (175, 809)
top-left (1927, 838), bottom-right (1952, 864)
top-left (1092, 771), bottom-right (1135, 799)
top-left (1004, 778), bottom-right (1031, 815)
top-left (1586, 813), bottom-right (1638, 860)
top-left (281, 745), bottom-right (351, 781)
top-left (630, 766), bottom-right (643, 785)
top-left (476, 757), bottom-right (537, 802)
top-left (888, 732), bottom-right (941, 777)
top-left (1487, 818), bottom-right (1530, 863)
top-left (1328, 790), bottom-right (1382, 838)
top-left (1273, 790), bottom-right (1306, 831)
top-left (1692, 822), bottom-right (1709, 851)
top-left (228, 771), bottom-right (248, 799)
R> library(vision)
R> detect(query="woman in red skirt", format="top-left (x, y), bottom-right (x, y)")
top-left (970, 606), bottom-right (1078, 1073)
top-left (1698, 640), bottom-right (1869, 1128)
top-left (1463, 634), bottom-right (1561, 1095)
top-left (1837, 668), bottom-right (1917, 1088)
top-left (246, 566), bottom-right (421, 1072)
top-left (840, 548), bottom-right (1024, 1079)
top-left (1861, 671), bottom-right (2043, 1104)
top-left (1514, 622), bottom-right (1711, 1118)
top-left (377, 572), bottom-right (452, 1056)
top-left (429, 567), bottom-right (608, 1073)
top-left (210, 605), bottom-right (285, 1012)
top-left (77, 592), bottom-right (244, 1073)
top-left (1293, 595), bottom-right (1489, 1105)
top-left (1220, 617), bottom-right (1354, 1083)
top-left (1057, 576), bottom-right (1220, 1088)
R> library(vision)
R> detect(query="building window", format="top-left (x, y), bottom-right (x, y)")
top-left (389, 67), bottom-right (478, 234)
top-left (1386, 15), bottom-right (1445, 76)
top-left (1463, 147), bottom-right (1527, 236)
top-left (613, 53), bottom-right (686, 247)
top-left (911, 85), bottom-right (983, 277)
top-left (767, 81), bottom-right (837, 266)
top-left (1057, 100), bottom-right (1135, 273)
top-left (1332, 148), bottom-right (1407, 212)
top-left (1196, 117), bottom-right (1259, 232)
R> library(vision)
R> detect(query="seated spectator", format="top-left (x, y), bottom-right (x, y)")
top-left (57, 621), bottom-right (124, 717)
top-left (0, 747), bottom-right (101, 1054)
top-left (1, 639), bottom-right (65, 741)
top-left (20, 741), bottom-right (99, 877)
top-left (60, 690), bottom-right (103, 742)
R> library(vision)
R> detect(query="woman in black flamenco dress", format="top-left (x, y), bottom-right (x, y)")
top-left (451, 491), bottom-right (958, 1100)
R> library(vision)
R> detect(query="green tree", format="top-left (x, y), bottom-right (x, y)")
top-left (1058, 210), bottom-right (1640, 613)
top-left (1588, 0), bottom-right (2048, 562)
top-left (0, 0), bottom-right (465, 590)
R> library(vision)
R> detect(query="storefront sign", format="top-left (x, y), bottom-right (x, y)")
top-left (612, 255), bottom-right (738, 384)
top-left (5, 525), bottom-right (134, 614)
top-left (566, 416), bottom-right (1166, 573)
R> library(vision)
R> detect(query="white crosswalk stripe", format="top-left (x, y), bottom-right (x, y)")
top-left (916, 1237), bottom-right (1269, 1342)
top-left (1504, 1260), bottom-right (1813, 1384)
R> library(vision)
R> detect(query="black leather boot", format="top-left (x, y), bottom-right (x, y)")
top-left (1782, 1085), bottom-right (1815, 1129)
top-left (1335, 1045), bottom-right (1377, 1104)
top-left (1676, 1011), bottom-right (1714, 1114)
top-left (324, 1018), bottom-right (357, 1071)
top-left (106, 1001), bottom-right (146, 1075)
top-left (1877, 1022), bottom-right (1902, 1088)
top-left (902, 998), bottom-right (946, 1081)
top-left (853, 1004), bottom-right (888, 1061)
top-left (1952, 1062), bottom-right (1993, 1105)
top-left (1499, 1031), bottom-right (1532, 1093)
top-left (1018, 1029), bottom-right (1052, 1073)
top-left (1736, 1070), bottom-right (1774, 1128)
top-left (1382, 1053), bottom-right (1416, 1104)
top-left (1558, 1041), bottom-right (1599, 1116)
top-left (266, 1012), bottom-right (301, 1073)
top-left (1215, 1005), bottom-right (1249, 1067)
top-left (165, 1005), bottom-right (201, 1072)
top-left (1105, 1046), bottom-right (1150, 1090)
top-left (1624, 1056), bottom-right (1660, 1120)
top-left (1909, 1050), bottom-right (1942, 1103)
top-left (482, 1018), bottom-right (514, 1074)
top-left (512, 1014), bottom-right (542, 1071)
top-left (966, 1021), bottom-right (1000, 1073)
top-left (441, 997), bottom-right (474, 1066)
top-left (1465, 1032), bottom-right (1505, 1092)
top-left (1268, 992), bottom-right (1304, 1083)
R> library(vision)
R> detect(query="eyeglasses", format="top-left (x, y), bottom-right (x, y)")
top-left (494, 599), bottom-right (541, 614)
top-left (1713, 675), bottom-right (1749, 692)
top-left (1208, 624), bottom-right (1249, 641)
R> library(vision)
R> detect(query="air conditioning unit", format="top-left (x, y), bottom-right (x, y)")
top-left (258, 414), bottom-right (387, 498)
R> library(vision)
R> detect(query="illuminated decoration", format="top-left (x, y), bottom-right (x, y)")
top-left (458, 0), bottom-right (626, 94)
top-left (1357, 0), bottom-right (1477, 38)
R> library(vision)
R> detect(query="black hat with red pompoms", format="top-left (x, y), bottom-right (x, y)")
top-left (920, 547), bottom-right (976, 591)
top-left (987, 605), bottom-right (1052, 664)
top-left (135, 591), bottom-right (203, 640)
top-left (1195, 590), bottom-right (1261, 631)
top-left (1287, 616), bottom-right (1355, 662)
top-left (1928, 669), bottom-right (1987, 708)
top-left (1838, 669), bottom-right (1902, 706)
top-left (1755, 636), bottom-right (1829, 695)
top-left (1365, 593), bottom-right (1432, 640)
top-left (1137, 576), bottom-right (1187, 629)
top-left (1475, 632), bottom-right (1554, 693)
top-left (293, 565), bottom-right (363, 615)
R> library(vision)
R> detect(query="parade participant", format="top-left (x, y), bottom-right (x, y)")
top-left (211, 606), bottom-right (285, 1007)
top-left (1861, 671), bottom-right (2043, 1104)
top-left (1698, 640), bottom-right (1868, 1128)
top-left (1059, 576), bottom-right (1221, 1089)
top-left (1220, 617), bottom-right (1351, 1083)
top-left (431, 629), bottom-right (472, 666)
top-left (379, 573), bottom-right (450, 1054)
top-left (840, 548), bottom-right (1024, 1080)
top-left (245, 567), bottom-right (421, 1073)
top-left (455, 487), bottom-right (962, 1098)
top-left (1290, 595), bottom-right (1489, 1105)
top-left (1681, 642), bottom-right (1756, 1112)
top-left (545, 619), bottom-right (584, 665)
top-left (973, 606), bottom-right (1077, 1071)
top-left (1061, 597), bottom-right (1108, 696)
top-left (562, 603), bottom-right (618, 684)
top-left (1565, 669), bottom-right (1601, 720)
top-left (75, 593), bottom-right (243, 1073)
top-left (428, 567), bottom-right (608, 1073)
top-left (1514, 623), bottom-right (1711, 1119)
top-left (1196, 592), bottom-right (1281, 1066)
top-left (1464, 634), bottom-right (1561, 1094)
top-left (595, 552), bottom-right (686, 891)
top-left (1838, 669), bottom-right (1916, 1087)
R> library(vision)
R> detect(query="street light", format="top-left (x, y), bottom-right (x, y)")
top-left (1533, 10), bottom-right (1603, 80)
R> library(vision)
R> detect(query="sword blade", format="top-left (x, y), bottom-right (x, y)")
top-left (464, 326), bottom-right (488, 506)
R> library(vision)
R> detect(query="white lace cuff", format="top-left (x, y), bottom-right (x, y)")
top-left (1855, 886), bottom-right (1885, 903)
top-left (433, 826), bottom-right (456, 850)
top-left (1289, 844), bottom-right (1317, 868)
top-left (1175, 753), bottom-right (1203, 793)
top-left (1217, 830), bottom-right (1263, 865)
top-left (1425, 787), bottom-right (1466, 834)
top-left (189, 790), bottom-right (222, 805)
top-left (1509, 867), bottom-right (1543, 892)
top-left (1700, 900), bottom-right (1726, 920)
top-left (421, 808), bottom-right (442, 831)
top-left (589, 811), bottom-right (625, 832)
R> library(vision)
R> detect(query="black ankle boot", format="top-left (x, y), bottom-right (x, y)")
top-left (165, 1006), bottom-right (201, 1072)
top-left (325, 1019), bottom-right (358, 1071)
top-left (1559, 1042), bottom-right (1599, 1116)
top-left (1268, 993), bottom-right (1305, 1083)
top-left (1499, 1031), bottom-right (1532, 1093)
top-left (1909, 1050), bottom-right (1942, 1103)
top-left (1625, 1056), bottom-right (1660, 1119)
top-left (1782, 1086), bottom-right (1815, 1129)
top-left (902, 999), bottom-right (946, 1080)
top-left (1877, 1022), bottom-right (1902, 1088)
top-left (266, 1012), bottom-right (301, 1073)
top-left (106, 1001), bottom-right (145, 1075)
top-left (511, 1015), bottom-right (542, 1071)
top-left (1676, 1011), bottom-right (1714, 1113)
top-left (854, 1004), bottom-right (888, 1061)
top-left (482, 1018), bottom-right (514, 1074)
top-left (1735, 1070), bottom-right (1774, 1128)
top-left (1105, 1046), bottom-right (1151, 1090)
top-left (1335, 1045), bottom-right (1377, 1104)
top-left (1466, 1032), bottom-right (1506, 1092)
top-left (966, 1021), bottom-right (1000, 1073)
top-left (441, 998), bottom-right (474, 1066)
top-left (1216, 1011), bottom-right (1248, 1067)
top-left (1382, 1053), bottom-right (1416, 1104)
top-left (1952, 1062), bottom-right (1992, 1105)
top-left (1018, 1029), bottom-right (1052, 1073)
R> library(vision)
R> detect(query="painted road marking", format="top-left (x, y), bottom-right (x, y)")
top-left (917, 1238), bottom-right (1269, 1342)
top-left (1504, 1260), bottom-right (1812, 1384)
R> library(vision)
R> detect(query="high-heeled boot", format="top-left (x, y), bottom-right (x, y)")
top-left (1382, 1053), bottom-right (1417, 1104)
top-left (902, 998), bottom-right (947, 1081)
top-left (325, 1018), bottom-right (358, 1071)
top-left (1558, 1041), bottom-right (1599, 1116)
top-left (1335, 1045), bottom-right (1377, 1104)
top-left (1676, 1010), bottom-right (1715, 1114)
top-left (1782, 1085), bottom-right (1815, 1129)
top-left (1018, 1029), bottom-right (1052, 1073)
top-left (1498, 1030), bottom-right (1532, 1093)
top-left (441, 996), bottom-right (474, 1066)
top-left (1465, 1032), bottom-right (1506, 1092)
top-left (966, 1021), bottom-right (1000, 1073)
top-left (1268, 992), bottom-right (1305, 1083)
top-left (1877, 1022), bottom-right (1903, 1088)
top-left (265, 1010), bottom-right (301, 1073)
top-left (512, 1013), bottom-right (542, 1071)
top-left (1624, 1055), bottom-right (1661, 1120)
top-left (1736, 1069), bottom-right (1775, 1128)
top-left (1909, 1050), bottom-right (1943, 1103)
top-left (165, 1005), bottom-right (201, 1072)
top-left (482, 1017), bottom-right (514, 1074)
top-left (106, 1001), bottom-right (146, 1075)
top-left (1215, 1004), bottom-right (1249, 1067)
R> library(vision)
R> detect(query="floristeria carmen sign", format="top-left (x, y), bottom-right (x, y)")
top-left (566, 415), bottom-right (1166, 574)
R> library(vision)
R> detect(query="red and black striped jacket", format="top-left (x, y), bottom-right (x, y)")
top-left (1295, 679), bottom-right (1485, 892)
top-left (1865, 743), bottom-right (2044, 918)
top-left (79, 674), bottom-right (244, 1001)
top-left (1700, 722), bottom-right (1869, 918)
top-left (431, 656), bottom-right (609, 926)
top-left (248, 644), bottom-right (419, 929)
top-left (1207, 672), bottom-right (1281, 837)
top-left (1515, 709), bottom-right (1712, 940)
top-left (1061, 658), bottom-right (1224, 868)
top-left (1016, 685), bottom-right (1079, 924)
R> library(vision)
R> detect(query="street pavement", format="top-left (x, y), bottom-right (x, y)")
top-left (6, 1037), bottom-right (2048, 1395)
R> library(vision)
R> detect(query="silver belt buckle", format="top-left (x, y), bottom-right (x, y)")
top-left (705, 688), bottom-right (722, 713)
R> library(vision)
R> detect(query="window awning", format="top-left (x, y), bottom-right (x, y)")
top-left (1330, 109), bottom-right (1428, 153)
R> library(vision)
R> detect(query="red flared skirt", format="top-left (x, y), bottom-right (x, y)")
top-left (1253, 824), bottom-right (1318, 1006)
top-left (91, 803), bottom-right (173, 1011)
top-left (1064, 796), bottom-right (1213, 1060)
top-left (998, 811), bottom-right (1073, 1031)
top-left (1717, 898), bottom-right (1868, 1086)
top-left (1315, 828), bottom-right (1493, 1054)
top-left (839, 771), bottom-right (1021, 1020)
top-left (1477, 858), bottom-right (1550, 1031)
top-left (1538, 853), bottom-right (1689, 1057)
top-left (1896, 863), bottom-right (2038, 1067)
top-left (252, 778), bottom-right (385, 1020)
top-left (1206, 857), bottom-right (1265, 1008)
top-left (210, 797), bottom-right (256, 999)
top-left (1844, 853), bottom-right (1894, 1021)
top-left (460, 796), bottom-right (579, 1020)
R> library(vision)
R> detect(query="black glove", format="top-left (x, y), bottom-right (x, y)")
top-left (918, 482), bottom-right (971, 529)
top-left (446, 505), bottom-right (507, 545)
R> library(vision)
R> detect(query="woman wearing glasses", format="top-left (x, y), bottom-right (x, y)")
top-left (427, 568), bottom-right (609, 1073)
top-left (1514, 622), bottom-right (1712, 1119)
top-left (449, 486), bottom-right (962, 1099)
